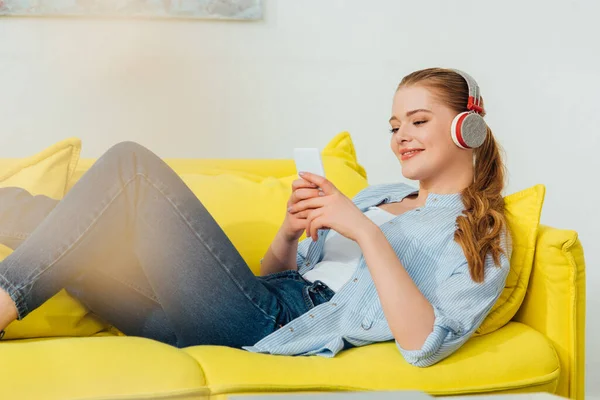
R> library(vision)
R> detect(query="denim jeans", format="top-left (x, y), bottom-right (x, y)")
top-left (0, 142), bottom-right (335, 348)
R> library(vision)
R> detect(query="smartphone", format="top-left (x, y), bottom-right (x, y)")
top-left (293, 148), bottom-right (326, 178)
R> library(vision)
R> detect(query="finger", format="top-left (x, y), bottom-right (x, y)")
top-left (306, 211), bottom-right (314, 241)
top-left (298, 172), bottom-right (336, 195)
top-left (291, 188), bottom-right (323, 204)
top-left (306, 209), bottom-right (324, 241)
top-left (309, 214), bottom-right (324, 242)
top-left (290, 196), bottom-right (326, 213)
top-left (295, 210), bottom-right (310, 219)
top-left (292, 178), bottom-right (318, 191)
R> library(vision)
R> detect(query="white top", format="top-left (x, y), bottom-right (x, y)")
top-left (301, 205), bottom-right (397, 292)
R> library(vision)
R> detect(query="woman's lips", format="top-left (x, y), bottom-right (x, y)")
top-left (400, 149), bottom-right (424, 161)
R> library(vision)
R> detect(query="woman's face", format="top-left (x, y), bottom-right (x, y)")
top-left (389, 85), bottom-right (470, 182)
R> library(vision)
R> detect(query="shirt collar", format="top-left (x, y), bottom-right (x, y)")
top-left (383, 183), bottom-right (465, 210)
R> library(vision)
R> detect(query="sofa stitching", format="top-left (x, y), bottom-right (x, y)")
top-left (68, 387), bottom-right (210, 400)
top-left (204, 350), bottom-right (560, 396)
top-left (562, 230), bottom-right (579, 399)
top-left (206, 369), bottom-right (560, 397)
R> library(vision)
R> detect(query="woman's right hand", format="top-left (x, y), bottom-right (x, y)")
top-left (281, 178), bottom-right (323, 242)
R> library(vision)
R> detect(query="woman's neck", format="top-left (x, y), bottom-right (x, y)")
top-left (416, 169), bottom-right (473, 204)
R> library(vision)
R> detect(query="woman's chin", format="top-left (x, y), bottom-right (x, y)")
top-left (400, 168), bottom-right (421, 181)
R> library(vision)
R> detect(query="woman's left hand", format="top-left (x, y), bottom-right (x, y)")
top-left (288, 172), bottom-right (376, 242)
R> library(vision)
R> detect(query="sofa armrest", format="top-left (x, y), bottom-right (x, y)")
top-left (513, 224), bottom-right (586, 400)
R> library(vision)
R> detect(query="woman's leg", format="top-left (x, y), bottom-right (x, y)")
top-left (0, 185), bottom-right (173, 342)
top-left (0, 141), bottom-right (289, 348)
top-left (0, 186), bottom-right (186, 344)
top-left (0, 188), bottom-right (61, 333)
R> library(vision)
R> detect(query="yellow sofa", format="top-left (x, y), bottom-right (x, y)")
top-left (0, 134), bottom-right (586, 400)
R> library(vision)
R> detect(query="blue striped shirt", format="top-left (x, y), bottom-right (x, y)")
top-left (243, 183), bottom-right (511, 367)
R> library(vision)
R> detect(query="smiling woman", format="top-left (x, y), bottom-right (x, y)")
top-left (389, 68), bottom-right (507, 283)
top-left (0, 67), bottom-right (511, 369)
top-left (258, 68), bottom-right (512, 365)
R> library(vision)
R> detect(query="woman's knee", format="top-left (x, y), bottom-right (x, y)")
top-left (103, 141), bottom-right (160, 165)
top-left (106, 141), bottom-right (145, 157)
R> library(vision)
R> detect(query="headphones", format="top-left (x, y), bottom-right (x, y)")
top-left (450, 69), bottom-right (488, 149)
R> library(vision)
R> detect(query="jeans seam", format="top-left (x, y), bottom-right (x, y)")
top-left (0, 232), bottom-right (29, 241)
top-left (260, 270), bottom-right (300, 282)
top-left (94, 269), bottom-right (160, 303)
top-left (301, 285), bottom-right (316, 310)
top-left (136, 173), bottom-right (278, 324)
top-left (11, 173), bottom-right (141, 299)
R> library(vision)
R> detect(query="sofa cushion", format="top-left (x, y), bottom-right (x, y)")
top-left (477, 184), bottom-right (546, 335)
top-left (0, 336), bottom-right (207, 400)
top-left (183, 322), bottom-right (558, 396)
top-left (0, 137), bottom-right (81, 199)
top-left (68, 131), bottom-right (366, 189)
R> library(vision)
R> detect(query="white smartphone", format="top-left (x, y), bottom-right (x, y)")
top-left (293, 148), bottom-right (326, 178)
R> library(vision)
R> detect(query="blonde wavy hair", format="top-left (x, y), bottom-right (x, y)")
top-left (398, 68), bottom-right (509, 283)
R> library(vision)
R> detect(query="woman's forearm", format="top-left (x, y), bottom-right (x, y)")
top-left (259, 228), bottom-right (299, 276)
top-left (356, 225), bottom-right (435, 350)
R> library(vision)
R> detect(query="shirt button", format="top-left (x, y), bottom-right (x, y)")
top-left (305, 261), bottom-right (311, 266)
top-left (309, 314), bottom-right (315, 318)
top-left (415, 208), bottom-right (421, 212)
top-left (353, 278), bottom-right (358, 282)
top-left (433, 198), bottom-right (438, 202)
top-left (289, 327), bottom-right (294, 332)
top-left (331, 303), bottom-right (337, 307)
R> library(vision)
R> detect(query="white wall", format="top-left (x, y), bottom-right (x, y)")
top-left (0, 0), bottom-right (598, 393)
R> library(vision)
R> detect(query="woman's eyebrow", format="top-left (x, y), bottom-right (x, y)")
top-left (389, 109), bottom-right (433, 123)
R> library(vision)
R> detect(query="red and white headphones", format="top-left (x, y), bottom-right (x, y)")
top-left (450, 69), bottom-right (488, 149)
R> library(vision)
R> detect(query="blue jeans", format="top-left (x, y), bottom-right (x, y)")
top-left (0, 142), bottom-right (335, 348)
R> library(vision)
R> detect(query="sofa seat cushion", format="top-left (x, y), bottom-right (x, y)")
top-left (183, 322), bottom-right (559, 397)
top-left (0, 336), bottom-right (208, 400)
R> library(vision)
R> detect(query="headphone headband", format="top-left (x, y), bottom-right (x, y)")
top-left (451, 69), bottom-right (484, 114)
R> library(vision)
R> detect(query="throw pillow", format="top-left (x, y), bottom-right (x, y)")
top-left (476, 184), bottom-right (546, 335)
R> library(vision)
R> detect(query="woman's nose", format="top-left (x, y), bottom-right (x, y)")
top-left (394, 128), bottom-right (411, 144)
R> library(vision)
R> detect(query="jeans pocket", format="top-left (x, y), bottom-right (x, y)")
top-left (302, 280), bottom-right (335, 309)
top-left (260, 269), bottom-right (303, 282)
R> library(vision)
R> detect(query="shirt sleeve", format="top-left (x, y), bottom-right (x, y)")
top-left (395, 244), bottom-right (512, 367)
top-left (296, 236), bottom-right (311, 267)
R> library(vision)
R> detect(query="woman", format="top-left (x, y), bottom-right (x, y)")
top-left (0, 68), bottom-right (511, 367)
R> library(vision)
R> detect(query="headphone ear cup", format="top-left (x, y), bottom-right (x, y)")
top-left (451, 112), bottom-right (487, 149)
top-left (451, 112), bottom-right (470, 149)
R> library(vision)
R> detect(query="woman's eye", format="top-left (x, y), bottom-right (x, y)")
top-left (389, 128), bottom-right (399, 134)
top-left (414, 120), bottom-right (427, 126)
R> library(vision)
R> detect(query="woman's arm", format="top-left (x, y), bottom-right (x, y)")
top-left (356, 225), bottom-right (436, 350)
top-left (357, 224), bottom-right (510, 367)
top-left (259, 227), bottom-right (300, 276)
